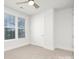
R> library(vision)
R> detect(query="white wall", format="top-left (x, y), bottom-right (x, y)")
top-left (54, 8), bottom-right (74, 51)
top-left (4, 7), bottom-right (30, 51)
top-left (30, 9), bottom-right (54, 50)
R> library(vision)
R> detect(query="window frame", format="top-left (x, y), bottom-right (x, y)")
top-left (18, 17), bottom-right (25, 39)
top-left (4, 13), bottom-right (26, 40)
top-left (4, 13), bottom-right (15, 40)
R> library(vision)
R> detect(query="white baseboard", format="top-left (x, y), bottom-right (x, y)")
top-left (31, 42), bottom-right (54, 51)
top-left (4, 43), bottom-right (30, 52)
top-left (55, 47), bottom-right (74, 52)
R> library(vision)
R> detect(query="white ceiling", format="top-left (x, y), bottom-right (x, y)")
top-left (4, 0), bottom-right (74, 15)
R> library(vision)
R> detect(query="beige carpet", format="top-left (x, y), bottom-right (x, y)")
top-left (5, 45), bottom-right (74, 59)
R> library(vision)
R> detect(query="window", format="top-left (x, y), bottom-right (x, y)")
top-left (4, 14), bottom-right (15, 40)
top-left (18, 17), bottom-right (25, 38)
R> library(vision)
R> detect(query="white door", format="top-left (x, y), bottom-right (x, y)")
top-left (31, 13), bottom-right (45, 47)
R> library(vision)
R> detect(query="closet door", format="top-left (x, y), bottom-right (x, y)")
top-left (31, 13), bottom-right (45, 47)
top-left (31, 9), bottom-right (54, 50)
top-left (44, 10), bottom-right (54, 50)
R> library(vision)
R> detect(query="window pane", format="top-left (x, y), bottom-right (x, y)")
top-left (18, 17), bottom-right (25, 38)
top-left (4, 14), bottom-right (15, 28)
top-left (5, 28), bottom-right (15, 39)
top-left (4, 13), bottom-right (15, 40)
top-left (18, 29), bottom-right (25, 38)
top-left (18, 17), bottom-right (25, 29)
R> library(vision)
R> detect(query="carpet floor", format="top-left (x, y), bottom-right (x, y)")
top-left (5, 45), bottom-right (74, 59)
